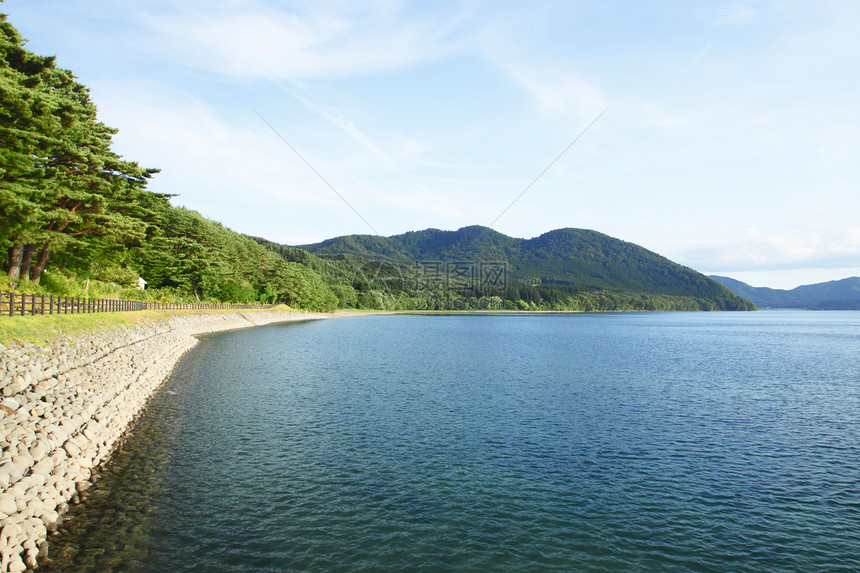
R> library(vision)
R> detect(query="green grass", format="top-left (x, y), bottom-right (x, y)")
top-left (0, 305), bottom-right (298, 347)
top-left (0, 312), bottom-right (157, 347)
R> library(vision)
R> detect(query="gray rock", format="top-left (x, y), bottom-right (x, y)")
top-left (0, 493), bottom-right (16, 516)
top-left (0, 461), bottom-right (23, 483)
top-left (2, 375), bottom-right (29, 396)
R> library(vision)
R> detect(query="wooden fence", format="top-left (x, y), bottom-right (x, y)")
top-left (0, 292), bottom-right (273, 317)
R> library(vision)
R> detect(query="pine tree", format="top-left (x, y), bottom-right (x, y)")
top-left (1, 12), bottom-right (161, 286)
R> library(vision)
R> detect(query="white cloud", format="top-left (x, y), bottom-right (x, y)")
top-left (718, 267), bottom-right (860, 290)
top-left (136, 1), bottom-right (467, 80)
top-left (91, 80), bottom-right (356, 216)
top-left (512, 72), bottom-right (607, 122)
top-left (675, 226), bottom-right (860, 272)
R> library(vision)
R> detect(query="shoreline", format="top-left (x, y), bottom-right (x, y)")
top-left (0, 309), bottom-right (353, 572)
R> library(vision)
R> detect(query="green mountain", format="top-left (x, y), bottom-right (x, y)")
top-left (288, 226), bottom-right (755, 311)
top-left (711, 275), bottom-right (860, 309)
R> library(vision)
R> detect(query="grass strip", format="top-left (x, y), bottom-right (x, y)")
top-left (0, 304), bottom-right (295, 347)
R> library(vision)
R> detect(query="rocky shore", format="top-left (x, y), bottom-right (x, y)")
top-left (0, 310), bottom-right (336, 572)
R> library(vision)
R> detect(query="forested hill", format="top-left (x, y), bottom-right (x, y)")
top-left (292, 226), bottom-right (755, 311)
top-left (711, 275), bottom-right (860, 309)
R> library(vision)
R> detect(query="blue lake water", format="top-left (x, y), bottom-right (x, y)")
top-left (46, 312), bottom-right (860, 571)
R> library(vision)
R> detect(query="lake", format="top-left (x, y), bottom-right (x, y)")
top-left (45, 311), bottom-right (860, 571)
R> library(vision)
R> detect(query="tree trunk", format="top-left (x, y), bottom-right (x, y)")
top-left (29, 245), bottom-right (52, 284)
top-left (19, 244), bottom-right (37, 283)
top-left (7, 243), bottom-right (23, 287)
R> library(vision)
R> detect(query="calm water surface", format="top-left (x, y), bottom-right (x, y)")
top-left (45, 312), bottom-right (860, 571)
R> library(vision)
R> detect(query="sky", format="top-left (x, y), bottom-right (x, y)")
top-left (4, 0), bottom-right (860, 289)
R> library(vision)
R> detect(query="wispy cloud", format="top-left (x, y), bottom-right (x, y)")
top-left (711, 0), bottom-right (761, 24)
top-left (137, 1), bottom-right (469, 80)
top-left (275, 82), bottom-right (412, 176)
top-left (91, 80), bottom-right (351, 213)
top-left (479, 30), bottom-right (608, 123)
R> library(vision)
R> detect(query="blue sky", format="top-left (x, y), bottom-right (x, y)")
top-left (4, 0), bottom-right (860, 289)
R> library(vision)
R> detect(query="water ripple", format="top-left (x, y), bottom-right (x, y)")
top-left (44, 312), bottom-right (860, 572)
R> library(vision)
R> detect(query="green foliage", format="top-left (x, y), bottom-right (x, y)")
top-left (125, 206), bottom-right (338, 309)
top-left (329, 284), bottom-right (358, 309)
top-left (1, 12), bottom-right (161, 288)
top-left (92, 265), bottom-right (139, 287)
top-left (269, 226), bottom-right (757, 312)
top-left (0, 12), bottom-right (338, 312)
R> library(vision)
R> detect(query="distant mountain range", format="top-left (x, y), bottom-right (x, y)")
top-left (710, 275), bottom-right (860, 309)
top-left (282, 226), bottom-right (756, 311)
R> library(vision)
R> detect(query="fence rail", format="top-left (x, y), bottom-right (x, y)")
top-left (0, 292), bottom-right (274, 317)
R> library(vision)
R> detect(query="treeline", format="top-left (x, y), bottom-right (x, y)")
top-left (246, 239), bottom-right (755, 312)
top-left (0, 14), bottom-right (337, 311)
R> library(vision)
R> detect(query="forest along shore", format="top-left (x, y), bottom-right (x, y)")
top-left (0, 309), bottom-right (344, 573)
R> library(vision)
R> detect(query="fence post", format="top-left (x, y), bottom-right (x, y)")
top-left (40, 295), bottom-right (45, 315)
top-left (20, 293), bottom-right (25, 316)
top-left (7, 293), bottom-right (11, 317)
